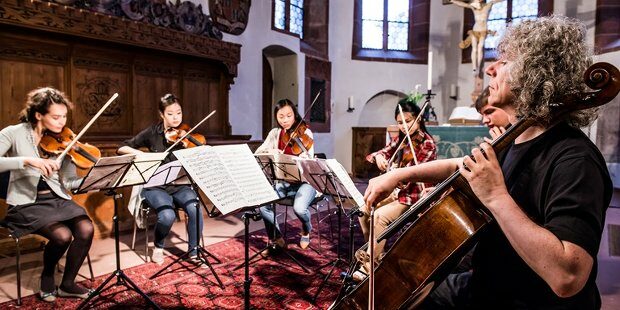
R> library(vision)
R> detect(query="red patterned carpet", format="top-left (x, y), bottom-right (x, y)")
top-left (1, 213), bottom-right (361, 309)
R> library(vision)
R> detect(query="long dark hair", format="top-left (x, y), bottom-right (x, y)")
top-left (18, 87), bottom-right (72, 125)
top-left (273, 99), bottom-right (302, 129)
top-left (159, 93), bottom-right (181, 113)
top-left (394, 98), bottom-right (428, 140)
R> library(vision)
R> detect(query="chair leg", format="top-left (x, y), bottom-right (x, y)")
top-left (315, 205), bottom-right (322, 253)
top-left (86, 253), bottom-right (95, 281)
top-left (326, 202), bottom-right (335, 240)
top-left (145, 209), bottom-right (150, 262)
top-left (15, 237), bottom-right (21, 306)
top-left (131, 217), bottom-right (138, 250)
top-left (283, 207), bottom-right (289, 239)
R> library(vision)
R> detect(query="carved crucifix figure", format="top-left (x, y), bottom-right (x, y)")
top-left (450, 0), bottom-right (504, 76)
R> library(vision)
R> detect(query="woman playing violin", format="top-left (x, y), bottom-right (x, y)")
top-left (355, 98), bottom-right (437, 280)
top-left (255, 99), bottom-right (317, 249)
top-left (117, 93), bottom-right (203, 264)
top-left (0, 87), bottom-right (94, 301)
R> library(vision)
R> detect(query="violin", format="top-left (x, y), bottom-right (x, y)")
top-left (165, 123), bottom-right (207, 148)
top-left (39, 127), bottom-right (102, 169)
top-left (282, 121), bottom-right (313, 156)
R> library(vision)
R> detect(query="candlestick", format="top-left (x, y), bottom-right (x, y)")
top-left (427, 51), bottom-right (433, 91)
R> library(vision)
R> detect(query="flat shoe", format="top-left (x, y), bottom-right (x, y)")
top-left (39, 289), bottom-right (57, 302)
top-left (299, 234), bottom-right (310, 249)
top-left (58, 287), bottom-right (94, 299)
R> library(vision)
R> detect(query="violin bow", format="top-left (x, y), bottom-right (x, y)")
top-left (280, 90), bottom-right (322, 155)
top-left (164, 110), bottom-right (216, 152)
top-left (396, 104), bottom-right (426, 192)
top-left (387, 100), bottom-right (429, 168)
top-left (56, 93), bottom-right (118, 164)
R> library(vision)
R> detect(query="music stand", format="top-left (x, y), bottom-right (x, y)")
top-left (146, 161), bottom-right (223, 287)
top-left (233, 154), bottom-right (309, 272)
top-left (171, 144), bottom-right (283, 310)
top-left (297, 159), bottom-right (364, 302)
top-left (74, 154), bottom-right (165, 310)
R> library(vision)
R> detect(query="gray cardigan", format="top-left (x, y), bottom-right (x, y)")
top-left (0, 123), bottom-right (80, 206)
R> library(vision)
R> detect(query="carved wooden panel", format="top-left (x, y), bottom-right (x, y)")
top-left (209, 0), bottom-right (251, 35)
top-left (352, 127), bottom-right (386, 179)
top-left (73, 68), bottom-right (129, 135)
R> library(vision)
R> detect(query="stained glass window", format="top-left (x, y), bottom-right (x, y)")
top-left (361, 0), bottom-right (410, 51)
top-left (273, 0), bottom-right (304, 38)
top-left (484, 0), bottom-right (539, 51)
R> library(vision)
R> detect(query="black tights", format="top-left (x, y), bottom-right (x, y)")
top-left (35, 215), bottom-right (94, 294)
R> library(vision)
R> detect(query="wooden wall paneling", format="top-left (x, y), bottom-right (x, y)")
top-left (0, 32), bottom-right (68, 128)
top-left (352, 127), bottom-right (386, 178)
top-left (133, 57), bottom-right (182, 134)
top-left (0, 61), bottom-right (66, 127)
top-left (71, 45), bottom-right (131, 136)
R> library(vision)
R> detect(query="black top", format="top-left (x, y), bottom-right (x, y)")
top-left (469, 122), bottom-right (612, 309)
top-left (123, 123), bottom-right (184, 164)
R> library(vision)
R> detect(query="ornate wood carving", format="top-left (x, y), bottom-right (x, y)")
top-left (0, 0), bottom-right (240, 77)
top-left (208, 0), bottom-right (251, 35)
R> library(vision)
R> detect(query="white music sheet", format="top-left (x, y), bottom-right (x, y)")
top-left (296, 158), bottom-right (339, 195)
top-left (325, 159), bottom-right (366, 208)
top-left (143, 160), bottom-right (190, 188)
top-left (174, 144), bottom-right (278, 215)
top-left (117, 152), bottom-right (168, 187)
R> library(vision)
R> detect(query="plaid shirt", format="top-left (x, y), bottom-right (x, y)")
top-left (366, 131), bottom-right (437, 206)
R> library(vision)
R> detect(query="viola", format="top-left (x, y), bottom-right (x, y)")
top-left (282, 121), bottom-right (313, 156)
top-left (165, 123), bottom-right (207, 148)
top-left (39, 127), bottom-right (102, 169)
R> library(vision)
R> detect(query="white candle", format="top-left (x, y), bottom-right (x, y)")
top-left (427, 51), bottom-right (433, 91)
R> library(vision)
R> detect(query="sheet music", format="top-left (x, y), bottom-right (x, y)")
top-left (254, 153), bottom-right (302, 182)
top-left (296, 158), bottom-right (339, 195)
top-left (216, 145), bottom-right (279, 206)
top-left (174, 145), bottom-right (278, 215)
top-left (117, 152), bottom-right (168, 187)
top-left (325, 159), bottom-right (366, 208)
top-left (76, 154), bottom-right (136, 193)
top-left (142, 160), bottom-right (189, 188)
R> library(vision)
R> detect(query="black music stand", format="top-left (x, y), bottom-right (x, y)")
top-left (146, 161), bottom-right (223, 287)
top-left (233, 155), bottom-right (309, 272)
top-left (297, 159), bottom-right (363, 302)
top-left (74, 154), bottom-right (165, 310)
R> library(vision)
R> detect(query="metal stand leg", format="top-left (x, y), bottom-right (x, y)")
top-left (233, 203), bottom-right (309, 273)
top-left (77, 190), bottom-right (160, 310)
top-left (150, 197), bottom-right (223, 288)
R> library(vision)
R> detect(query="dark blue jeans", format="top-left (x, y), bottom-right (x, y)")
top-left (142, 185), bottom-right (203, 256)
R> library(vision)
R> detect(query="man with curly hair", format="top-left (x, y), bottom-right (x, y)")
top-left (364, 16), bottom-right (613, 309)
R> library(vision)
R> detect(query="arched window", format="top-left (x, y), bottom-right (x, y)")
top-left (273, 0), bottom-right (304, 38)
top-left (462, 0), bottom-right (553, 62)
top-left (353, 0), bottom-right (431, 64)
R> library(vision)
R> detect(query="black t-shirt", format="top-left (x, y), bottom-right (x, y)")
top-left (123, 123), bottom-right (184, 164)
top-left (469, 122), bottom-right (612, 309)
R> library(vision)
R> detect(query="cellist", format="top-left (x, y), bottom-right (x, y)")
top-left (355, 98), bottom-right (436, 280)
top-left (364, 16), bottom-right (612, 309)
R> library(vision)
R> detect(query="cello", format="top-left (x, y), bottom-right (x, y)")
top-left (330, 62), bottom-right (620, 309)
